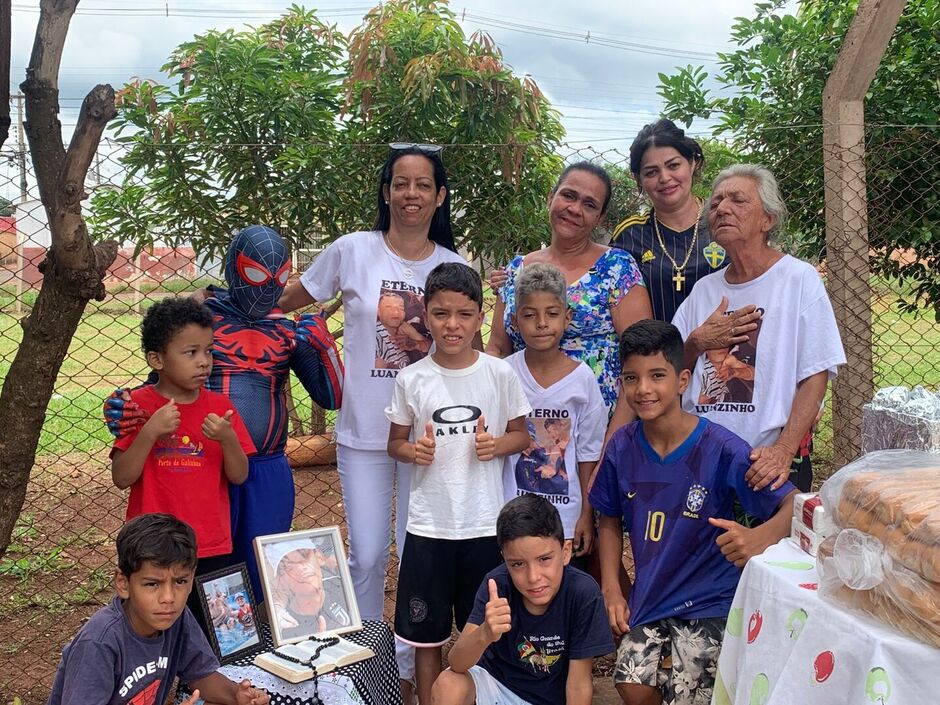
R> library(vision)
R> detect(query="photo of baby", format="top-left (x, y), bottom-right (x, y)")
top-left (374, 288), bottom-right (431, 369)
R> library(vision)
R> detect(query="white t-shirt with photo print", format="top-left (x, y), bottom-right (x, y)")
top-left (385, 352), bottom-right (532, 540)
top-left (299, 230), bottom-right (466, 450)
top-left (672, 254), bottom-right (846, 450)
top-left (503, 351), bottom-right (607, 539)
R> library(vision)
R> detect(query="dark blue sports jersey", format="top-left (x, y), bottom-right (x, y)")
top-left (610, 210), bottom-right (725, 323)
top-left (589, 417), bottom-right (794, 628)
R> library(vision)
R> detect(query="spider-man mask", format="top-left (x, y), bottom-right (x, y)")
top-left (224, 225), bottom-right (291, 319)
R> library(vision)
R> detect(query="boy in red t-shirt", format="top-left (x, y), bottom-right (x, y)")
top-left (112, 297), bottom-right (255, 634)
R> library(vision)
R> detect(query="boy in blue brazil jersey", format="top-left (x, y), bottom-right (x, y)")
top-left (590, 320), bottom-right (796, 705)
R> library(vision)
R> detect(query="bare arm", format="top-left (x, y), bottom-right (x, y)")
top-left (485, 297), bottom-right (513, 358)
top-left (388, 422), bottom-right (417, 464)
top-left (596, 513), bottom-right (630, 636)
top-left (492, 415), bottom-right (530, 458)
top-left (189, 673), bottom-right (269, 705)
top-left (573, 461), bottom-right (596, 556)
top-left (203, 412), bottom-right (249, 485)
top-left (449, 578), bottom-right (511, 673)
top-left (111, 400), bottom-right (180, 489)
top-left (278, 281), bottom-right (317, 313)
top-left (709, 489), bottom-right (799, 568)
top-left (605, 393), bottom-right (636, 442)
top-left (746, 370), bottom-right (828, 490)
top-left (447, 622), bottom-right (492, 673)
top-left (220, 437), bottom-right (249, 485)
top-left (565, 659), bottom-right (595, 705)
top-left (603, 285), bottom-right (648, 438)
top-left (609, 284), bottom-right (652, 334)
top-left (111, 437), bottom-right (157, 489)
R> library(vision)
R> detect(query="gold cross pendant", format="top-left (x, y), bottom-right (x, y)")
top-left (672, 269), bottom-right (685, 291)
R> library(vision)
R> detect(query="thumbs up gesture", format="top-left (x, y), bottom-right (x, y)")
top-left (482, 578), bottom-right (512, 643)
top-left (203, 409), bottom-right (236, 442)
top-left (475, 415), bottom-right (496, 461)
top-left (144, 398), bottom-right (180, 438)
top-left (414, 422), bottom-right (436, 465)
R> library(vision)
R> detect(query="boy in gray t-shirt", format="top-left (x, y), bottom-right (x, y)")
top-left (47, 514), bottom-right (269, 705)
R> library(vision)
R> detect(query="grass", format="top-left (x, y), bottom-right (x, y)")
top-left (0, 288), bottom-right (935, 458)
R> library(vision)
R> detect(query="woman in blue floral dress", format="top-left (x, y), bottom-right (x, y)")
top-left (487, 162), bottom-right (651, 417)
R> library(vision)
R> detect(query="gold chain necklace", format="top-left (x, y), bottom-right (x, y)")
top-left (652, 200), bottom-right (703, 291)
top-left (385, 234), bottom-right (432, 280)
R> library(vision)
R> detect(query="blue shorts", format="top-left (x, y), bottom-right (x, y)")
top-left (230, 452), bottom-right (295, 603)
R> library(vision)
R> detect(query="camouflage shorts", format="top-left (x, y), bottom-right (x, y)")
top-left (613, 616), bottom-right (725, 705)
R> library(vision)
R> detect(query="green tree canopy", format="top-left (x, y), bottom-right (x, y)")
top-left (90, 0), bottom-right (565, 265)
top-left (658, 0), bottom-right (940, 317)
top-left (88, 5), bottom-right (346, 256)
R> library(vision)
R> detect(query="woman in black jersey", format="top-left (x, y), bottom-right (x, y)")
top-left (610, 118), bottom-right (726, 323)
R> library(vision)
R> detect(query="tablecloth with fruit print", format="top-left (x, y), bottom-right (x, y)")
top-left (712, 539), bottom-right (939, 705)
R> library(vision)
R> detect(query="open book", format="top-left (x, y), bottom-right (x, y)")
top-left (253, 636), bottom-right (375, 683)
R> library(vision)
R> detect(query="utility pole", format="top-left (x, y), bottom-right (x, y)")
top-left (15, 92), bottom-right (27, 202)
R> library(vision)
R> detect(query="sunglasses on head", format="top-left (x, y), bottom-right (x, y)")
top-left (388, 142), bottom-right (443, 155)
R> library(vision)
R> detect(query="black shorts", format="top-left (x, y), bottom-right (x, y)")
top-left (394, 532), bottom-right (501, 647)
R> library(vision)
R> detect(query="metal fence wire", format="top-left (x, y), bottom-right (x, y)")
top-left (0, 131), bottom-right (938, 703)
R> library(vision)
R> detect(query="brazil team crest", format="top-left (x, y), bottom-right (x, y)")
top-left (684, 483), bottom-right (708, 518)
top-left (703, 241), bottom-right (726, 268)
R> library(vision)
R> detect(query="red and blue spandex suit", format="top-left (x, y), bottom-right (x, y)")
top-left (107, 225), bottom-right (343, 601)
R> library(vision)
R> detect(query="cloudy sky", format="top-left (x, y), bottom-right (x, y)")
top-left (6, 0), bottom-right (799, 180)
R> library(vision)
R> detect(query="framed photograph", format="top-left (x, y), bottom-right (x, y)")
top-left (254, 526), bottom-right (361, 647)
top-left (195, 563), bottom-right (262, 664)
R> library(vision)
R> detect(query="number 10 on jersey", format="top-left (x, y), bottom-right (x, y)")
top-left (645, 510), bottom-right (665, 542)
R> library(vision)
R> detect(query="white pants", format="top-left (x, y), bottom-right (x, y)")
top-left (335, 444), bottom-right (414, 679)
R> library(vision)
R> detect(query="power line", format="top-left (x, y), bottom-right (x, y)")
top-left (459, 10), bottom-right (719, 61)
top-left (11, 4), bottom-right (371, 18)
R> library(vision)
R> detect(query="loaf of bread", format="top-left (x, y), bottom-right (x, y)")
top-left (818, 536), bottom-right (940, 648)
top-left (841, 469), bottom-right (940, 532)
top-left (824, 452), bottom-right (940, 583)
top-left (836, 499), bottom-right (940, 582)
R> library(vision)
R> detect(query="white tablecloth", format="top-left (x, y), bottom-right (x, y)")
top-left (713, 539), bottom-right (940, 705)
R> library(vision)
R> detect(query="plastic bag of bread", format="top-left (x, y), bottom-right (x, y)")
top-left (819, 449), bottom-right (940, 582)
top-left (817, 531), bottom-right (940, 648)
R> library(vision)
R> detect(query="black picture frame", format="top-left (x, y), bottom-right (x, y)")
top-left (195, 563), bottom-right (263, 664)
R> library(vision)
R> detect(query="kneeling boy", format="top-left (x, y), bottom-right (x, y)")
top-left (47, 514), bottom-right (268, 705)
top-left (433, 494), bottom-right (614, 705)
top-left (590, 320), bottom-right (797, 705)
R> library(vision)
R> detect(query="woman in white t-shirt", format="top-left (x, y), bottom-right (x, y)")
top-left (278, 144), bottom-right (466, 689)
top-left (673, 164), bottom-right (846, 494)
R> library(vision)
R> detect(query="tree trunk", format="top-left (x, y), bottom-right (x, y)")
top-left (0, 0), bottom-right (10, 149)
top-left (0, 242), bottom-right (116, 551)
top-left (0, 0), bottom-right (118, 557)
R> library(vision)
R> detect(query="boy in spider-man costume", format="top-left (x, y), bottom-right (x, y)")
top-left (106, 225), bottom-right (343, 601)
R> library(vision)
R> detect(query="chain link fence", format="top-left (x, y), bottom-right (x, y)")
top-left (1, 130), bottom-right (938, 702)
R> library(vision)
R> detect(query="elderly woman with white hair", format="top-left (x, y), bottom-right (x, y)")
top-left (673, 164), bottom-right (846, 502)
